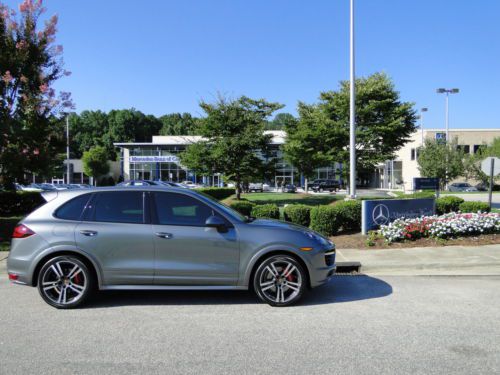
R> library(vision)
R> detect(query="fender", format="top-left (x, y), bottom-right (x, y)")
top-left (239, 243), bottom-right (313, 287)
top-left (29, 244), bottom-right (104, 288)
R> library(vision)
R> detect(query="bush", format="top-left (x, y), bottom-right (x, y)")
top-left (98, 175), bottom-right (115, 186)
top-left (196, 187), bottom-right (234, 200)
top-left (251, 204), bottom-right (280, 219)
top-left (284, 204), bottom-right (312, 227)
top-left (436, 196), bottom-right (464, 214)
top-left (404, 191), bottom-right (436, 199)
top-left (332, 200), bottom-right (362, 231)
top-left (0, 191), bottom-right (45, 216)
top-left (229, 200), bottom-right (255, 216)
top-left (459, 201), bottom-right (491, 213)
top-left (310, 206), bottom-right (341, 236)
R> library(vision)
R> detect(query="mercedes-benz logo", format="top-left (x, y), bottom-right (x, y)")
top-left (372, 204), bottom-right (390, 225)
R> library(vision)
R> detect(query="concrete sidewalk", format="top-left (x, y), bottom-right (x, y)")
top-left (337, 244), bottom-right (500, 275)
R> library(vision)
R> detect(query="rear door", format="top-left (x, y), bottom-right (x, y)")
top-left (75, 191), bottom-right (155, 285)
top-left (151, 191), bottom-right (239, 286)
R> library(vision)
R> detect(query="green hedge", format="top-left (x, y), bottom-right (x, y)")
top-left (310, 206), bottom-right (341, 236)
top-left (404, 191), bottom-right (436, 199)
top-left (332, 200), bottom-right (362, 231)
top-left (0, 191), bottom-right (45, 217)
top-left (459, 201), bottom-right (491, 213)
top-left (196, 187), bottom-right (234, 200)
top-left (229, 200), bottom-right (255, 216)
top-left (436, 196), bottom-right (464, 214)
top-left (251, 204), bottom-right (280, 219)
top-left (284, 204), bottom-right (312, 227)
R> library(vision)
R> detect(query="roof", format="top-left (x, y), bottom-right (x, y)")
top-left (114, 130), bottom-right (287, 147)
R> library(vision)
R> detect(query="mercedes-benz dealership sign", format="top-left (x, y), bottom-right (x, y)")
top-left (129, 155), bottom-right (180, 163)
top-left (361, 198), bottom-right (436, 234)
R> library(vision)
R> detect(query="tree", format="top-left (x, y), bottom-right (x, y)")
top-left (180, 96), bottom-right (283, 199)
top-left (283, 104), bottom-right (331, 192)
top-left (82, 146), bottom-right (109, 186)
top-left (159, 113), bottom-right (199, 135)
top-left (298, 73), bottom-right (417, 179)
top-left (417, 139), bottom-right (464, 188)
top-left (69, 110), bottom-right (109, 158)
top-left (266, 112), bottom-right (297, 130)
top-left (0, 0), bottom-right (73, 188)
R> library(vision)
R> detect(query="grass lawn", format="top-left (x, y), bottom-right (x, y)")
top-left (238, 192), bottom-right (344, 206)
top-left (0, 216), bottom-right (21, 252)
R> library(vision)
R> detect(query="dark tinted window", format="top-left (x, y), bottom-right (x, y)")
top-left (154, 192), bottom-right (214, 226)
top-left (93, 191), bottom-right (144, 223)
top-left (55, 194), bottom-right (92, 221)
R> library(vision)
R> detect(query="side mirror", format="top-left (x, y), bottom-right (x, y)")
top-left (205, 215), bottom-right (228, 233)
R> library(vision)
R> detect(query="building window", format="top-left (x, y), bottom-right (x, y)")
top-left (410, 148), bottom-right (416, 161)
top-left (473, 145), bottom-right (486, 154)
top-left (457, 145), bottom-right (471, 154)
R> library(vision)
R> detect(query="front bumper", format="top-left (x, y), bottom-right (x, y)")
top-left (309, 248), bottom-right (336, 288)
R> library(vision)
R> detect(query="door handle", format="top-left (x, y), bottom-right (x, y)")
top-left (80, 230), bottom-right (98, 237)
top-left (155, 232), bottom-right (173, 239)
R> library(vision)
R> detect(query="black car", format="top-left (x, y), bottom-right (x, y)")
top-left (282, 184), bottom-right (297, 193)
top-left (310, 179), bottom-right (340, 192)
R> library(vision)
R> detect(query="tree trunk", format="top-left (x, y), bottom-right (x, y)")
top-left (304, 177), bottom-right (308, 193)
top-left (235, 176), bottom-right (241, 200)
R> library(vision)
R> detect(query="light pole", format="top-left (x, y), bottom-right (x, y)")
top-left (436, 88), bottom-right (459, 142)
top-left (66, 115), bottom-right (70, 184)
top-left (420, 107), bottom-right (428, 146)
top-left (349, 0), bottom-right (356, 198)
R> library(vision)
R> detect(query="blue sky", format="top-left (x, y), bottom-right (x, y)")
top-left (4, 0), bottom-right (500, 129)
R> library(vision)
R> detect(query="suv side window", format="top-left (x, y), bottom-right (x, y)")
top-left (54, 194), bottom-right (92, 221)
top-left (153, 192), bottom-right (216, 226)
top-left (91, 191), bottom-right (144, 224)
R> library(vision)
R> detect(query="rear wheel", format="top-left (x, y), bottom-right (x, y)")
top-left (37, 256), bottom-right (94, 309)
top-left (253, 255), bottom-right (306, 306)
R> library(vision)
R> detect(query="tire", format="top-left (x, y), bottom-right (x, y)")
top-left (253, 255), bottom-right (307, 307)
top-left (319, 187), bottom-right (324, 193)
top-left (37, 255), bottom-right (94, 309)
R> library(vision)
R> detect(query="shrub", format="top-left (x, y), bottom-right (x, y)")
top-left (229, 200), bottom-right (255, 216)
top-left (0, 191), bottom-right (45, 216)
top-left (459, 201), bottom-right (490, 213)
top-left (404, 191), bottom-right (436, 199)
top-left (436, 196), bottom-right (464, 214)
top-left (310, 206), bottom-right (341, 236)
top-left (196, 187), bottom-right (234, 200)
top-left (332, 200), bottom-right (362, 231)
top-left (283, 204), bottom-right (312, 227)
top-left (251, 204), bottom-right (280, 219)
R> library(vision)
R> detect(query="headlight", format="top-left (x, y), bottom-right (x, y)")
top-left (302, 230), bottom-right (333, 247)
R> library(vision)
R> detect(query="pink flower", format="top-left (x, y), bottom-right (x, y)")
top-left (16, 40), bottom-right (28, 50)
top-left (54, 45), bottom-right (63, 54)
top-left (20, 75), bottom-right (28, 83)
top-left (2, 71), bottom-right (13, 84)
top-left (39, 83), bottom-right (48, 93)
top-left (44, 14), bottom-right (58, 36)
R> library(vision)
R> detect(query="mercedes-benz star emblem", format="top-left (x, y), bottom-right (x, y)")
top-left (372, 204), bottom-right (390, 226)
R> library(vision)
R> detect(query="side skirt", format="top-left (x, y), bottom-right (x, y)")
top-left (100, 285), bottom-right (249, 291)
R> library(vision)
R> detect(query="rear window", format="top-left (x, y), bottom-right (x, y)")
top-left (92, 191), bottom-right (144, 224)
top-left (54, 194), bottom-right (92, 221)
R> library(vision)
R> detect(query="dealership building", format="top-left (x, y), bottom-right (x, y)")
top-left (111, 128), bottom-right (500, 190)
top-left (377, 128), bottom-right (500, 191)
top-left (114, 131), bottom-right (343, 187)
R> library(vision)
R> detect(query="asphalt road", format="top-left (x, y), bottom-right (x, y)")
top-left (441, 192), bottom-right (500, 209)
top-left (1, 268), bottom-right (499, 375)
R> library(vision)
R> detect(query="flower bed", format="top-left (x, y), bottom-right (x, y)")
top-left (379, 212), bottom-right (500, 243)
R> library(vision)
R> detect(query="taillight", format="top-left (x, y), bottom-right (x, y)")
top-left (8, 273), bottom-right (19, 281)
top-left (12, 224), bottom-right (35, 239)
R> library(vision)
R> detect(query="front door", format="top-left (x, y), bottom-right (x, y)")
top-left (75, 191), bottom-right (154, 285)
top-left (151, 192), bottom-right (239, 286)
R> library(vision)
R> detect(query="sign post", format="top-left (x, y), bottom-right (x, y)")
top-left (480, 157), bottom-right (500, 210)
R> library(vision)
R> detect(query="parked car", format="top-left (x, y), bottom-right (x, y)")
top-left (282, 184), bottom-right (297, 193)
top-left (7, 187), bottom-right (336, 308)
top-left (448, 182), bottom-right (478, 192)
top-left (310, 179), bottom-right (340, 192)
top-left (116, 180), bottom-right (159, 187)
top-left (262, 183), bottom-right (271, 192)
top-left (70, 184), bottom-right (92, 189)
top-left (248, 182), bottom-right (264, 192)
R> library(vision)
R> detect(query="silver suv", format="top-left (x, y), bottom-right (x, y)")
top-left (7, 187), bottom-right (336, 308)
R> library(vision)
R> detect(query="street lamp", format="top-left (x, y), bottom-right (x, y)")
top-left (419, 107), bottom-right (428, 146)
top-left (349, 0), bottom-right (356, 198)
top-left (436, 88), bottom-right (459, 142)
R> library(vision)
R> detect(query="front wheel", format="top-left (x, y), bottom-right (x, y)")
top-left (37, 256), bottom-right (94, 309)
top-left (253, 255), bottom-right (307, 306)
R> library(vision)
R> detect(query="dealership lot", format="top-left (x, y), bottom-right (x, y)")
top-left (1, 260), bottom-right (499, 375)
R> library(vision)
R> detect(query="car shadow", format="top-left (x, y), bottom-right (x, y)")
top-left (85, 275), bottom-right (392, 308)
